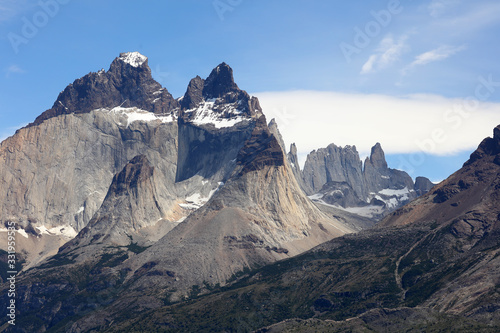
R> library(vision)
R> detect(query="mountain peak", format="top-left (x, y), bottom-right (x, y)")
top-left (464, 124), bottom-right (500, 166)
top-left (118, 52), bottom-right (148, 68)
top-left (368, 142), bottom-right (388, 170)
top-left (28, 52), bottom-right (178, 127)
top-left (202, 62), bottom-right (239, 99)
top-left (180, 75), bottom-right (205, 110)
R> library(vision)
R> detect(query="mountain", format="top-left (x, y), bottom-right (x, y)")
top-left (297, 142), bottom-right (434, 219)
top-left (73, 125), bottom-right (499, 332)
top-left (0, 53), bottom-right (372, 332)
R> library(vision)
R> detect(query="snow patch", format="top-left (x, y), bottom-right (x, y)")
top-left (36, 225), bottom-right (78, 238)
top-left (76, 206), bottom-right (84, 214)
top-left (108, 107), bottom-right (174, 127)
top-left (17, 229), bottom-right (29, 238)
top-left (180, 182), bottom-right (225, 211)
top-left (0, 228), bottom-right (29, 238)
top-left (309, 198), bottom-right (384, 219)
top-left (308, 193), bottom-right (324, 200)
top-left (341, 205), bottom-right (385, 218)
top-left (119, 52), bottom-right (147, 67)
top-left (378, 187), bottom-right (410, 196)
top-left (185, 100), bottom-right (248, 129)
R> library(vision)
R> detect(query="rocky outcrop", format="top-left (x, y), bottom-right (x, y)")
top-left (61, 155), bottom-right (178, 250)
top-left (302, 144), bottom-right (364, 196)
top-left (180, 76), bottom-right (204, 110)
top-left (287, 142), bottom-right (307, 191)
top-left (414, 176), bottom-right (435, 196)
top-left (267, 118), bottom-right (286, 152)
top-left (300, 142), bottom-right (419, 219)
top-left (464, 124), bottom-right (500, 166)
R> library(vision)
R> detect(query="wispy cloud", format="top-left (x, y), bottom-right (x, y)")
top-left (402, 45), bottom-right (466, 75)
top-left (5, 64), bottom-right (25, 78)
top-left (411, 45), bottom-right (466, 66)
top-left (361, 35), bottom-right (408, 74)
top-left (428, 0), bottom-right (461, 18)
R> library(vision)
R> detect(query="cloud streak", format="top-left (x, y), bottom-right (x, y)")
top-left (411, 45), bottom-right (465, 66)
top-left (402, 45), bottom-right (466, 74)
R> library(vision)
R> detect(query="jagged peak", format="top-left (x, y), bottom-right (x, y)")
top-left (180, 75), bottom-right (205, 110)
top-left (202, 62), bottom-right (239, 99)
top-left (368, 142), bottom-right (388, 170)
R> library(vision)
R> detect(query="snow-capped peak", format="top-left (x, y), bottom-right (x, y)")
top-left (119, 52), bottom-right (148, 67)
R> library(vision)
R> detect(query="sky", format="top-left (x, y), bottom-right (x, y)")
top-left (1, 0), bottom-right (500, 182)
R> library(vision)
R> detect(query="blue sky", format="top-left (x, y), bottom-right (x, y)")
top-left (1, 0), bottom-right (500, 182)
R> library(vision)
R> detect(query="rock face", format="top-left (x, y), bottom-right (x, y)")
top-left (297, 142), bottom-right (430, 219)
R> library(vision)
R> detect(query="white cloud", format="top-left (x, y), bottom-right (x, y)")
top-left (413, 45), bottom-right (465, 66)
top-left (361, 35), bottom-right (408, 74)
top-left (428, 0), bottom-right (461, 18)
top-left (402, 45), bottom-right (465, 74)
top-left (5, 65), bottom-right (25, 77)
top-left (254, 90), bottom-right (500, 166)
